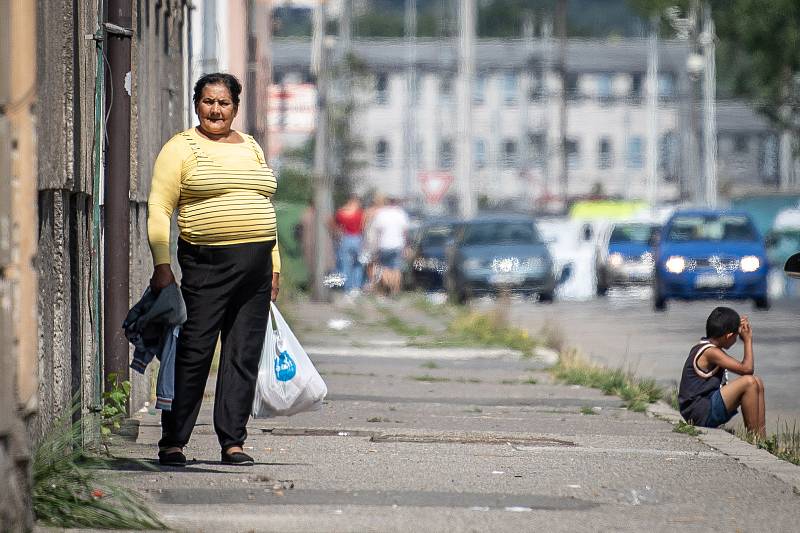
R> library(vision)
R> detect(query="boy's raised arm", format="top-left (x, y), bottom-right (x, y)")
top-left (706, 317), bottom-right (754, 375)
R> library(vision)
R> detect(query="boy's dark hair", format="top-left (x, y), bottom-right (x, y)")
top-left (193, 73), bottom-right (242, 108)
top-left (706, 306), bottom-right (740, 338)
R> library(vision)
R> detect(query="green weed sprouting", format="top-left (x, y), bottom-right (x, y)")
top-left (409, 374), bottom-right (450, 383)
top-left (101, 373), bottom-right (131, 437)
top-left (32, 403), bottom-right (165, 529)
top-left (551, 349), bottom-right (664, 412)
top-left (732, 421), bottom-right (800, 466)
top-left (673, 420), bottom-right (701, 436)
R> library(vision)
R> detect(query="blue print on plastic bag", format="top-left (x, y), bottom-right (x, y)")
top-left (274, 349), bottom-right (297, 382)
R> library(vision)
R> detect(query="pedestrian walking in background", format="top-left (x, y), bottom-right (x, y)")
top-left (371, 197), bottom-right (410, 296)
top-left (333, 194), bottom-right (365, 295)
top-left (148, 72), bottom-right (281, 467)
top-left (361, 193), bottom-right (385, 292)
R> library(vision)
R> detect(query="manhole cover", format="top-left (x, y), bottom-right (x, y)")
top-left (261, 428), bottom-right (374, 437)
top-left (370, 434), bottom-right (574, 446)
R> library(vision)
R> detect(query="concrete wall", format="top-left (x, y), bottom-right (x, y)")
top-left (35, 0), bottom-right (189, 437)
top-left (36, 0), bottom-right (102, 439)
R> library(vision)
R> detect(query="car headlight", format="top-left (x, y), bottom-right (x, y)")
top-left (740, 255), bottom-right (760, 273)
top-left (463, 258), bottom-right (482, 270)
top-left (522, 256), bottom-right (546, 271)
top-left (608, 252), bottom-right (624, 267)
top-left (665, 255), bottom-right (686, 274)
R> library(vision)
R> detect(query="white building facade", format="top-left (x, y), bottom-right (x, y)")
top-left (270, 38), bottom-right (780, 209)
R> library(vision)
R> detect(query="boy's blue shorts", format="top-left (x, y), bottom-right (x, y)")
top-left (704, 388), bottom-right (738, 427)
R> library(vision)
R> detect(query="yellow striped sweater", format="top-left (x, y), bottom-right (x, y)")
top-left (147, 127), bottom-right (281, 272)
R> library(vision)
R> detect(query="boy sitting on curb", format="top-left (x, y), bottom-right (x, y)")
top-left (678, 306), bottom-right (766, 437)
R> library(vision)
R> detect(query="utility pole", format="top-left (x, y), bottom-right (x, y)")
top-left (246, 0), bottom-right (259, 143)
top-left (103, 0), bottom-right (133, 386)
top-left (311, 0), bottom-right (332, 302)
top-left (701, 2), bottom-right (717, 208)
top-left (555, 0), bottom-right (568, 206)
top-left (403, 0), bottom-right (417, 202)
top-left (646, 16), bottom-right (659, 210)
top-left (456, 0), bottom-right (475, 217)
top-left (542, 18), bottom-right (552, 203)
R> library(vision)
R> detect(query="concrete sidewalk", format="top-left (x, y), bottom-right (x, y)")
top-left (109, 295), bottom-right (800, 532)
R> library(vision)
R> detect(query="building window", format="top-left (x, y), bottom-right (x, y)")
top-left (659, 131), bottom-right (678, 181)
top-left (630, 73), bottom-right (643, 101)
top-left (658, 73), bottom-right (675, 99)
top-left (528, 73), bottom-right (544, 102)
top-left (733, 134), bottom-right (749, 154)
top-left (502, 139), bottom-right (518, 168)
top-left (474, 139), bottom-right (486, 169)
top-left (527, 132), bottom-right (546, 168)
top-left (440, 75), bottom-right (454, 105)
top-left (375, 139), bottom-right (390, 168)
top-left (597, 74), bottom-right (613, 104)
top-left (376, 73), bottom-right (389, 105)
top-left (566, 73), bottom-right (580, 100)
top-left (626, 136), bottom-right (644, 169)
top-left (598, 137), bottom-right (613, 169)
top-left (438, 139), bottom-right (454, 170)
top-left (503, 71), bottom-right (518, 105)
top-left (759, 134), bottom-right (779, 184)
top-left (473, 74), bottom-right (486, 104)
top-left (566, 138), bottom-right (580, 169)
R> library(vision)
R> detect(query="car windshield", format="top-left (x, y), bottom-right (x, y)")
top-left (666, 215), bottom-right (757, 242)
top-left (462, 221), bottom-right (541, 246)
top-left (610, 224), bottom-right (658, 244)
top-left (420, 225), bottom-right (455, 247)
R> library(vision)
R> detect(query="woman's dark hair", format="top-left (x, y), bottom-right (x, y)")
top-left (193, 73), bottom-right (242, 107)
top-left (706, 306), bottom-right (740, 338)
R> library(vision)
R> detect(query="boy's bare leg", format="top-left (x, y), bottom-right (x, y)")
top-left (753, 375), bottom-right (766, 437)
top-left (720, 375), bottom-right (765, 437)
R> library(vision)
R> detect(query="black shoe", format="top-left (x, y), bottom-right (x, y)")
top-left (221, 450), bottom-right (254, 466)
top-left (158, 449), bottom-right (187, 467)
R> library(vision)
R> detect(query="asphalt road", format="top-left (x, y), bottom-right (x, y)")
top-left (488, 289), bottom-right (800, 432)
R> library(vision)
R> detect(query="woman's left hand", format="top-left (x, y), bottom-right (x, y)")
top-left (271, 272), bottom-right (280, 302)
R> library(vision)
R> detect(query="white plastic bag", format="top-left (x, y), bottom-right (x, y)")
top-left (252, 304), bottom-right (327, 417)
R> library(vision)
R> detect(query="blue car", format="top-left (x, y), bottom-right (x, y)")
top-left (653, 210), bottom-right (769, 311)
top-left (596, 222), bottom-right (660, 295)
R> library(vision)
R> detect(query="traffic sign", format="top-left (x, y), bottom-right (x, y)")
top-left (419, 172), bottom-right (453, 204)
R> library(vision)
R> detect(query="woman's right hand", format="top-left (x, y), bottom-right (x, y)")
top-left (150, 264), bottom-right (176, 292)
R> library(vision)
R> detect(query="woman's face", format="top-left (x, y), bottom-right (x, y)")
top-left (195, 83), bottom-right (237, 135)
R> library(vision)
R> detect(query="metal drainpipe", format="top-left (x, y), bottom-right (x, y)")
top-left (90, 2), bottom-right (106, 429)
top-left (103, 0), bottom-right (133, 390)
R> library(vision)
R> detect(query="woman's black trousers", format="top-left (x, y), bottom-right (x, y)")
top-left (159, 238), bottom-right (273, 451)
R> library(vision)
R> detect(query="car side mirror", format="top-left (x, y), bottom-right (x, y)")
top-left (784, 252), bottom-right (800, 278)
top-left (765, 233), bottom-right (777, 248)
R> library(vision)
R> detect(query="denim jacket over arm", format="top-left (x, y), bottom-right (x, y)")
top-left (123, 283), bottom-right (187, 410)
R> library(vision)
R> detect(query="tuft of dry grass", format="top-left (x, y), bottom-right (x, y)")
top-left (552, 349), bottom-right (663, 412)
top-left (731, 421), bottom-right (800, 466)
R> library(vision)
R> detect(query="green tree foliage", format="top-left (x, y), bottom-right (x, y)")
top-left (630, 0), bottom-right (800, 134)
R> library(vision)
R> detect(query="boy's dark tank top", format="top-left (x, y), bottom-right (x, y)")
top-left (678, 340), bottom-right (723, 425)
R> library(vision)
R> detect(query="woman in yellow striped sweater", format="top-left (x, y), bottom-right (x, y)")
top-left (148, 73), bottom-right (280, 467)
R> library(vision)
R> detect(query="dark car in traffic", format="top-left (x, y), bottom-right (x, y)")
top-left (407, 218), bottom-right (461, 290)
top-left (444, 214), bottom-right (559, 303)
top-left (653, 209), bottom-right (769, 310)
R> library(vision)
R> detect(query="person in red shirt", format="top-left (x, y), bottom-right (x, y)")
top-left (334, 194), bottom-right (365, 293)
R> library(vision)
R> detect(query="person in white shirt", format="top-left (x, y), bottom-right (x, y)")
top-left (370, 197), bottom-right (410, 295)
